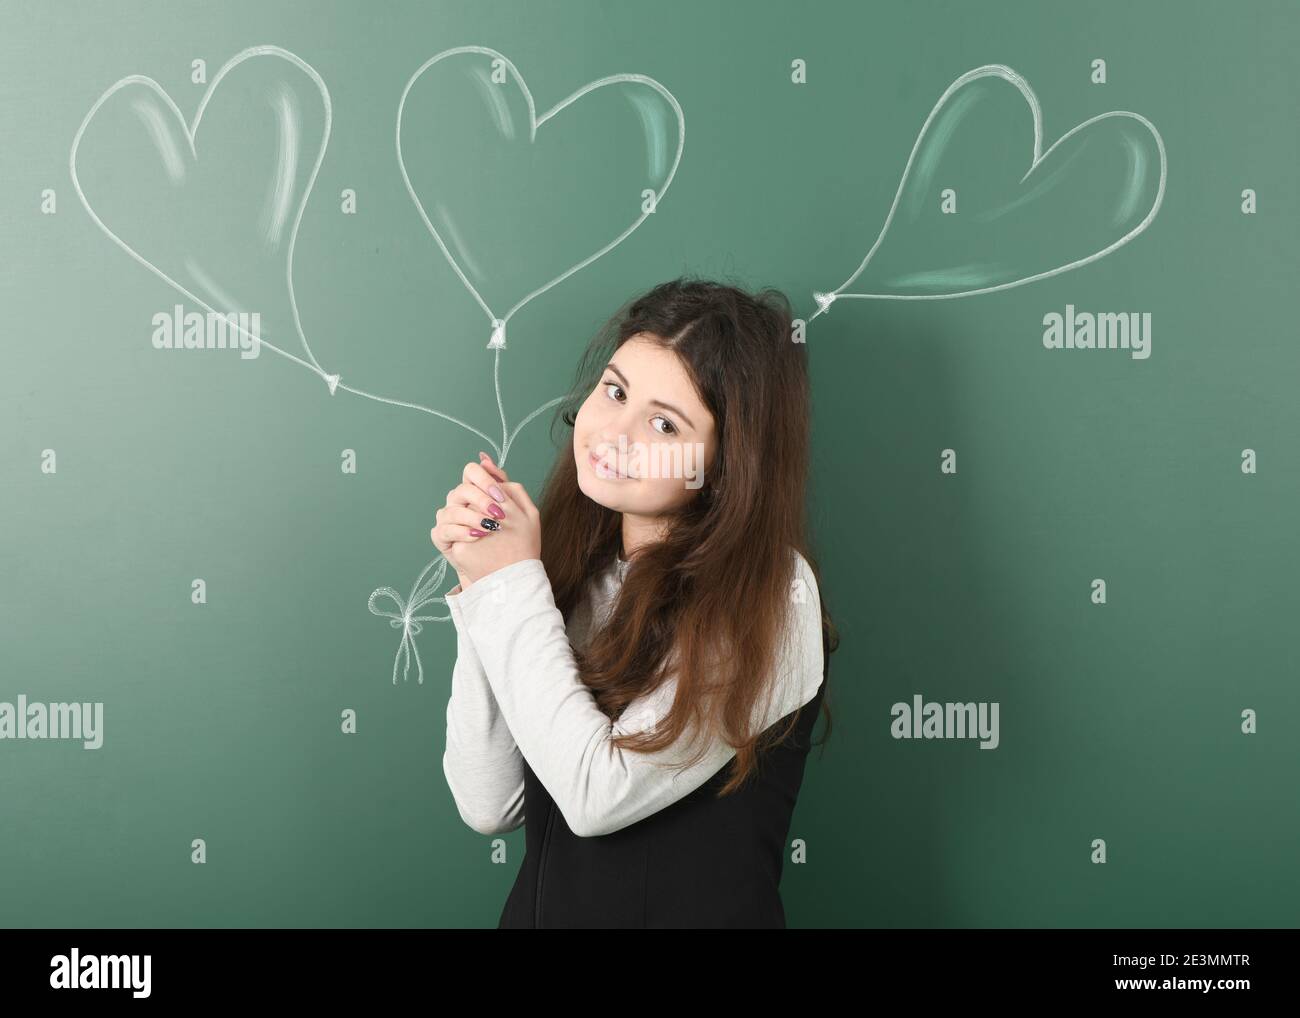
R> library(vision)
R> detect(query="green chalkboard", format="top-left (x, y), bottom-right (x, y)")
top-left (2, 0), bottom-right (1298, 929)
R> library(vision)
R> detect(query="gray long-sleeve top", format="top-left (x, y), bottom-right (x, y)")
top-left (442, 549), bottom-right (825, 839)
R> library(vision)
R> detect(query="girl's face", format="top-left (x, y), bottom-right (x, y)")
top-left (573, 333), bottom-right (717, 516)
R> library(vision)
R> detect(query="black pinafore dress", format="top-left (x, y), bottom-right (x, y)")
top-left (497, 627), bottom-right (831, 929)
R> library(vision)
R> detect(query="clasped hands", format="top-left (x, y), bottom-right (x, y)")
top-left (430, 451), bottom-right (542, 592)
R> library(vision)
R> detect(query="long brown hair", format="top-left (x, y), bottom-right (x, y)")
top-left (538, 276), bottom-right (839, 795)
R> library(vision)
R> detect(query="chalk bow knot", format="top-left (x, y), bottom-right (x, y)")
top-left (367, 558), bottom-right (453, 685)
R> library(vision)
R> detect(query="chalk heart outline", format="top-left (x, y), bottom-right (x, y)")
top-left (69, 44), bottom-right (341, 392)
top-left (396, 45), bottom-right (686, 342)
top-left (813, 63), bottom-right (1168, 315)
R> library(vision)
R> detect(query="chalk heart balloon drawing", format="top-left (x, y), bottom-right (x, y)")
top-left (812, 64), bottom-right (1166, 318)
top-left (396, 45), bottom-right (686, 348)
top-left (70, 45), bottom-right (340, 390)
top-left (70, 44), bottom-right (688, 688)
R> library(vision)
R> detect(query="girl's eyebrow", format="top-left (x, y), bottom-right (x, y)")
top-left (605, 361), bottom-right (697, 431)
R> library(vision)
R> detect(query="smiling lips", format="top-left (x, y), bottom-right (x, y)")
top-left (589, 450), bottom-right (629, 480)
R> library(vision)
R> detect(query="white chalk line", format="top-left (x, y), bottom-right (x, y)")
top-left (72, 43), bottom-right (671, 685)
top-left (396, 44), bottom-right (686, 351)
top-left (809, 63), bottom-right (1167, 322)
top-left (70, 43), bottom-right (562, 458)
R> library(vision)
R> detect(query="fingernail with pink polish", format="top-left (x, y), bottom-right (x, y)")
top-left (489, 485), bottom-right (506, 502)
top-left (469, 528), bottom-right (487, 537)
top-left (487, 502), bottom-right (504, 519)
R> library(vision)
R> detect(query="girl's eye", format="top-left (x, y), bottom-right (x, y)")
top-left (603, 380), bottom-right (677, 436)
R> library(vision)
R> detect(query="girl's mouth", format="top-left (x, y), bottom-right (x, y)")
top-left (589, 449), bottom-right (626, 480)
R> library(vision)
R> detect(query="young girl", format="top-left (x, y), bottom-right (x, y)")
top-left (432, 277), bottom-right (838, 928)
